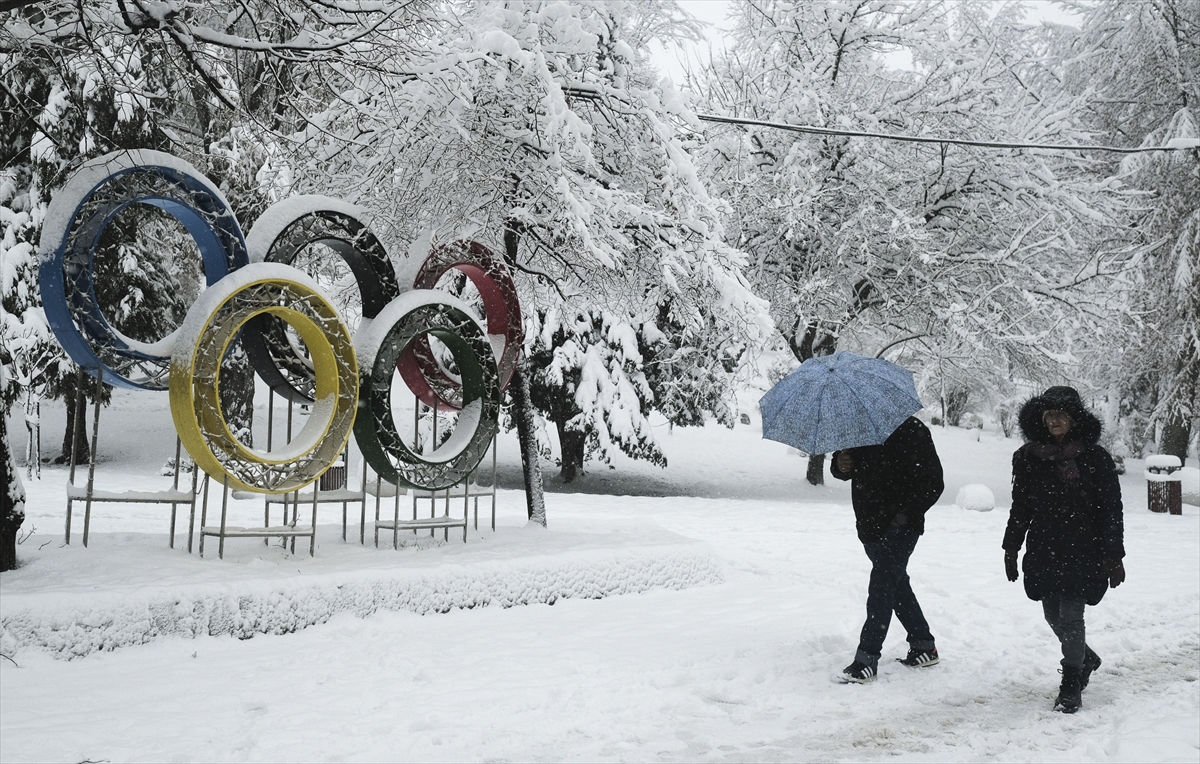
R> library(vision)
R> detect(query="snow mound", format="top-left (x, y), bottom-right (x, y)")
top-left (1, 537), bottom-right (722, 660)
top-left (954, 483), bottom-right (995, 512)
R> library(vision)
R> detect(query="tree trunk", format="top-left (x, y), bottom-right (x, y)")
top-left (220, 341), bottom-right (254, 447)
top-left (806, 453), bottom-right (826, 485)
top-left (509, 358), bottom-right (547, 526)
top-left (60, 381), bottom-right (89, 464)
top-left (1160, 413), bottom-right (1192, 467)
top-left (2, 414), bottom-right (26, 572)
top-left (556, 420), bottom-right (586, 483)
top-left (504, 218), bottom-right (546, 526)
top-left (790, 318), bottom-right (839, 486)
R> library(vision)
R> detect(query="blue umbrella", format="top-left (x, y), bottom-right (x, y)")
top-left (759, 351), bottom-right (924, 454)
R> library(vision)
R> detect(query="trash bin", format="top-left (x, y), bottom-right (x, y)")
top-left (1145, 455), bottom-right (1183, 515)
top-left (319, 457), bottom-right (347, 491)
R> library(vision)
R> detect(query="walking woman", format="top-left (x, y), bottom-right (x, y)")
top-left (1003, 386), bottom-right (1125, 713)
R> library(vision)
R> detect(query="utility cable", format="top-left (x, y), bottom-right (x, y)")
top-left (695, 113), bottom-right (1199, 154)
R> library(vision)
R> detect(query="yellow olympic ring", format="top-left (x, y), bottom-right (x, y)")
top-left (170, 263), bottom-right (358, 493)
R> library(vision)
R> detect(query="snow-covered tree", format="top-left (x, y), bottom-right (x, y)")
top-left (526, 307), bottom-right (665, 481)
top-left (1, 7), bottom-right (170, 458)
top-left (640, 297), bottom-right (743, 429)
top-left (1063, 0), bottom-right (1199, 463)
top-left (695, 1), bottom-right (1137, 479)
top-left (1, 404), bottom-right (26, 571)
top-left (282, 0), bottom-right (771, 480)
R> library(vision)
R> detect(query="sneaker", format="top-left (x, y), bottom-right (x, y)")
top-left (897, 647), bottom-right (939, 668)
top-left (837, 661), bottom-right (877, 684)
top-left (1080, 648), bottom-right (1102, 690)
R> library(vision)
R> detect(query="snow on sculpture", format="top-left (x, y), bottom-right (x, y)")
top-left (38, 150), bottom-right (519, 495)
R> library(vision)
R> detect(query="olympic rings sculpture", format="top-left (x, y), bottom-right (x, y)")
top-left (39, 150), bottom-right (523, 493)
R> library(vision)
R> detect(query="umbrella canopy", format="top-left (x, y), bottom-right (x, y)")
top-left (759, 351), bottom-right (924, 454)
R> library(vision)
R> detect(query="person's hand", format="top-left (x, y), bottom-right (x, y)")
top-left (1105, 558), bottom-right (1125, 588)
top-left (835, 451), bottom-right (855, 474)
top-left (1004, 549), bottom-right (1019, 582)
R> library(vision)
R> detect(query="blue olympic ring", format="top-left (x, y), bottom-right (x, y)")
top-left (38, 150), bottom-right (248, 390)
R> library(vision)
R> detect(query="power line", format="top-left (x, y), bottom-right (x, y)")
top-left (695, 113), bottom-right (1199, 154)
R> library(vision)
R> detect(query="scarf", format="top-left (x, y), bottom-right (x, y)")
top-left (1026, 441), bottom-right (1085, 484)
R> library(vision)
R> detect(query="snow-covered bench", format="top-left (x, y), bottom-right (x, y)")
top-left (370, 439), bottom-right (498, 548)
top-left (201, 474), bottom-right (325, 559)
top-left (63, 383), bottom-right (198, 550)
top-left (66, 481), bottom-right (199, 548)
top-left (231, 465), bottom-right (368, 546)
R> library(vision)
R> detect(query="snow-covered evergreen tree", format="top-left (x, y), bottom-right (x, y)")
top-left (1, 412), bottom-right (25, 571)
top-left (526, 307), bottom-right (665, 481)
top-left (640, 297), bottom-right (742, 430)
top-left (1, 8), bottom-right (168, 457)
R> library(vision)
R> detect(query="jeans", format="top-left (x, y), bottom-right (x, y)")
top-left (1042, 596), bottom-right (1087, 668)
top-left (855, 524), bottom-right (935, 668)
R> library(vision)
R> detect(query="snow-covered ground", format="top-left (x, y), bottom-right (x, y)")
top-left (2, 391), bottom-right (1198, 763)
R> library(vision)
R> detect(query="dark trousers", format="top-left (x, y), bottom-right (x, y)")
top-left (855, 524), bottom-right (935, 668)
top-left (1041, 596), bottom-right (1087, 668)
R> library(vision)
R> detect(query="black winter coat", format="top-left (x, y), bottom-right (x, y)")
top-left (831, 417), bottom-right (945, 544)
top-left (1004, 387), bottom-right (1124, 606)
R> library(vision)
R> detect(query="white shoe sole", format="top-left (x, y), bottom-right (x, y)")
top-left (896, 656), bottom-right (939, 668)
top-left (835, 671), bottom-right (876, 684)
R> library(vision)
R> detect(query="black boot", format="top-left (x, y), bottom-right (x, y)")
top-left (1080, 647), bottom-right (1102, 690)
top-left (1055, 665), bottom-right (1083, 714)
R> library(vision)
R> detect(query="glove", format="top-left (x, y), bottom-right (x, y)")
top-left (1004, 549), bottom-right (1019, 582)
top-left (1105, 558), bottom-right (1125, 588)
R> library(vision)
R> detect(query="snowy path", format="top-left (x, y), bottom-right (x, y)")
top-left (2, 395), bottom-right (1198, 762)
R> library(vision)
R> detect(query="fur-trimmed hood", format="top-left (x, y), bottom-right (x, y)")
top-left (1017, 386), bottom-right (1102, 446)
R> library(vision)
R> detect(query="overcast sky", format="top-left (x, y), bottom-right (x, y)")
top-left (647, 0), bottom-right (731, 86)
top-left (647, 0), bottom-right (1081, 87)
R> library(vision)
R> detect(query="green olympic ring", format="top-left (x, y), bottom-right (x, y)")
top-left (354, 291), bottom-right (501, 491)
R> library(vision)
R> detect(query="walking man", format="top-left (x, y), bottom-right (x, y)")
top-left (830, 416), bottom-right (945, 683)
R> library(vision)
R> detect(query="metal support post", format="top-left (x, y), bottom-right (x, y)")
top-left (82, 368), bottom-right (103, 548)
top-left (218, 476), bottom-right (230, 559)
top-left (64, 366), bottom-right (86, 544)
